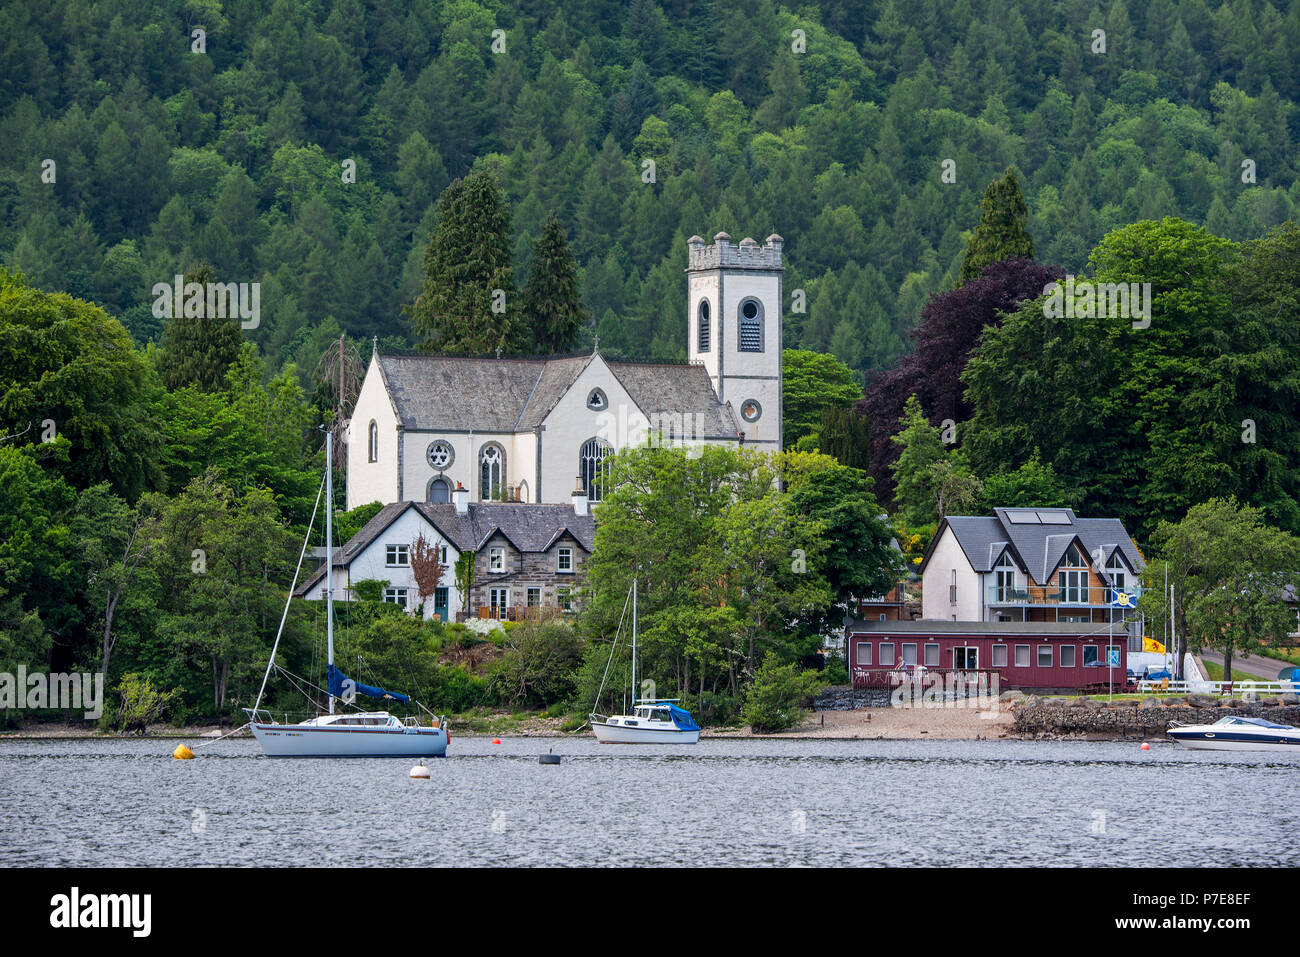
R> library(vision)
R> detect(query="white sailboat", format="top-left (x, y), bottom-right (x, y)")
top-left (246, 429), bottom-right (449, 758)
top-left (589, 578), bottom-right (701, 744)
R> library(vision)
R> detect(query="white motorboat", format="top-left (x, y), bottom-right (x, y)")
top-left (245, 428), bottom-right (449, 758)
top-left (588, 577), bottom-right (701, 744)
top-left (1167, 715), bottom-right (1300, 751)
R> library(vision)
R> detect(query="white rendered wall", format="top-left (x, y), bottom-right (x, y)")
top-left (541, 355), bottom-right (644, 503)
top-left (922, 526), bottom-right (981, 621)
top-left (346, 354), bottom-right (401, 510)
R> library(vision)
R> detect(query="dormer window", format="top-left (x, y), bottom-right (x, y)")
top-left (1059, 544), bottom-right (1089, 604)
top-left (1106, 552), bottom-right (1126, 590)
top-left (698, 300), bottom-right (711, 352)
top-left (738, 298), bottom-right (763, 352)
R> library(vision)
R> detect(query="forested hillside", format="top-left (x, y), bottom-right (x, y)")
top-left (3, 0), bottom-right (1299, 381)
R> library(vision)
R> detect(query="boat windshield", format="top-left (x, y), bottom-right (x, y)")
top-left (1216, 716), bottom-right (1291, 729)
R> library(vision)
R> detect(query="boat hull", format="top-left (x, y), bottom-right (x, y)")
top-left (1168, 730), bottom-right (1300, 752)
top-left (251, 723), bottom-right (449, 757)
top-left (591, 722), bottom-right (700, 744)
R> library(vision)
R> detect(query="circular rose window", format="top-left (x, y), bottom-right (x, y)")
top-left (426, 440), bottom-right (454, 470)
top-left (740, 399), bottom-right (762, 423)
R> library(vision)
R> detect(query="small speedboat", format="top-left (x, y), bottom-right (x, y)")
top-left (1167, 715), bottom-right (1300, 751)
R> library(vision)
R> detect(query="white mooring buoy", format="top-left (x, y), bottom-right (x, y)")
top-left (410, 760), bottom-right (430, 779)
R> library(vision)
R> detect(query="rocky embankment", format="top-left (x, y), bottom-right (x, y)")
top-left (1012, 692), bottom-right (1300, 740)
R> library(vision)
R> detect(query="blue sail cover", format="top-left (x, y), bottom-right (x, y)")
top-left (328, 664), bottom-right (410, 704)
top-left (665, 703), bottom-right (700, 731)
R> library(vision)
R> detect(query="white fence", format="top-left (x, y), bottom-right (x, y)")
top-left (1136, 678), bottom-right (1298, 697)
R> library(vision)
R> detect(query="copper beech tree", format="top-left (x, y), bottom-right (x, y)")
top-left (410, 533), bottom-right (448, 619)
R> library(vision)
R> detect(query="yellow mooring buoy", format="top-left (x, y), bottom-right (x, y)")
top-left (173, 744), bottom-right (195, 760)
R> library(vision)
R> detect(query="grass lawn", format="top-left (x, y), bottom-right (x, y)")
top-left (1202, 660), bottom-right (1269, 682)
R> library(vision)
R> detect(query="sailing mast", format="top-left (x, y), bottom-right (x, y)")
top-left (325, 426), bottom-right (335, 714)
top-left (626, 574), bottom-right (631, 702)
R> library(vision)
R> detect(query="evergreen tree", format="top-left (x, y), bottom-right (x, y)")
top-left (408, 172), bottom-right (525, 355)
top-left (522, 214), bottom-right (589, 354)
top-left (960, 167), bottom-right (1035, 281)
top-left (889, 394), bottom-right (946, 526)
top-left (157, 263), bottom-right (245, 394)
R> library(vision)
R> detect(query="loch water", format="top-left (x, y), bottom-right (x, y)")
top-left (2, 737), bottom-right (1296, 867)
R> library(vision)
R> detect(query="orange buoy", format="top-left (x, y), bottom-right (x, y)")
top-left (1140, 742), bottom-right (1150, 750)
top-left (492, 737), bottom-right (501, 745)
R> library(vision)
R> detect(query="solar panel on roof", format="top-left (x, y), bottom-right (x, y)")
top-left (1037, 510), bottom-right (1072, 523)
top-left (1005, 510), bottom-right (1040, 523)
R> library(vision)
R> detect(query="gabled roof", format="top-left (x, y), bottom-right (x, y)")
top-left (296, 501), bottom-right (596, 596)
top-left (372, 351), bottom-right (739, 438)
top-left (922, 508), bottom-right (1145, 586)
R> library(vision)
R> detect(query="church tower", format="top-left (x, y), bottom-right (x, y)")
top-left (686, 232), bottom-right (783, 450)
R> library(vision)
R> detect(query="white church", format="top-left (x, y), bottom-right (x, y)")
top-left (345, 232), bottom-right (786, 510)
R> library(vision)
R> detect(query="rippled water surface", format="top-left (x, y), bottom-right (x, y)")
top-left (3, 737), bottom-right (1297, 866)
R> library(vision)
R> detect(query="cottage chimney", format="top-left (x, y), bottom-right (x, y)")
top-left (452, 482), bottom-right (469, 515)
top-left (571, 478), bottom-right (588, 517)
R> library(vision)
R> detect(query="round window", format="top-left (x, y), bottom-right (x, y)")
top-left (426, 440), bottom-right (454, 470)
top-left (740, 399), bottom-right (762, 423)
top-left (742, 300), bottom-right (759, 320)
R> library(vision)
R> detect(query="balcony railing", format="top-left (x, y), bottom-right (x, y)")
top-left (987, 584), bottom-right (1142, 608)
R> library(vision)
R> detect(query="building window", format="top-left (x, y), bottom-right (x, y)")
top-left (386, 544), bottom-right (409, 566)
top-left (924, 643), bottom-right (940, 666)
top-left (992, 644), bottom-right (1008, 668)
top-left (993, 552), bottom-right (1016, 603)
top-left (698, 300), bottom-right (710, 352)
top-left (489, 547), bottom-right (505, 573)
top-left (426, 440), bottom-right (454, 470)
top-left (1061, 645), bottom-right (1076, 667)
top-left (580, 438), bottom-right (610, 502)
top-left (383, 587), bottom-right (408, 610)
top-left (557, 547), bottom-right (573, 573)
top-left (489, 587), bottom-right (509, 618)
top-left (1127, 632), bottom-right (1143, 653)
top-left (368, 421), bottom-right (378, 462)
top-left (739, 399), bottom-right (762, 423)
top-left (950, 569), bottom-right (957, 604)
top-left (586, 388), bottom-right (608, 411)
top-left (1014, 644), bottom-right (1030, 668)
top-left (1059, 543), bottom-right (1089, 603)
top-left (901, 643), bottom-right (917, 666)
top-left (439, 545), bottom-right (448, 564)
top-left (557, 586), bottom-right (573, 612)
top-left (855, 642), bottom-right (872, 666)
top-left (479, 444), bottom-right (505, 500)
top-left (1037, 645), bottom-right (1053, 668)
top-left (879, 643), bottom-right (895, 666)
top-left (427, 477), bottom-right (451, 503)
top-left (1082, 645), bottom-right (1100, 667)
top-left (526, 587), bottom-right (541, 607)
top-left (738, 298), bottom-right (763, 351)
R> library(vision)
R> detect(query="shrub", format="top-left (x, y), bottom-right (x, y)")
top-left (116, 673), bottom-right (177, 733)
top-left (490, 620), bottom-right (585, 707)
top-left (742, 653), bottom-right (826, 733)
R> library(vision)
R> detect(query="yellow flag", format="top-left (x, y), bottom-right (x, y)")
top-left (1142, 637), bottom-right (1165, 653)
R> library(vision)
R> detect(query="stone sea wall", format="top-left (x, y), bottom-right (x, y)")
top-left (1012, 694), bottom-right (1300, 739)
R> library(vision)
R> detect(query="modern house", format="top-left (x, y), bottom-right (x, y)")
top-left (344, 232), bottom-right (785, 511)
top-left (919, 507), bottom-right (1145, 628)
top-left (844, 620), bottom-right (1130, 692)
top-left (298, 483), bottom-right (595, 622)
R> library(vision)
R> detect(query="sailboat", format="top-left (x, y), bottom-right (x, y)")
top-left (589, 578), bottom-right (701, 744)
top-left (246, 428), bottom-right (450, 758)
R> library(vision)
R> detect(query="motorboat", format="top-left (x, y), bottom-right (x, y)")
top-left (1167, 715), bottom-right (1300, 751)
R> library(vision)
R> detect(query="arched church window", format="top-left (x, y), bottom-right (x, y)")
top-left (480, 444), bottom-right (505, 500)
top-left (580, 438), bottom-right (611, 502)
top-left (427, 477), bottom-right (451, 503)
top-left (368, 421), bottom-right (378, 462)
top-left (698, 300), bottom-right (711, 352)
top-left (738, 298), bottom-right (763, 352)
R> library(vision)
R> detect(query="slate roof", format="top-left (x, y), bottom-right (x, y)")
top-left (923, 508), bottom-right (1145, 586)
top-left (296, 501), bottom-right (596, 596)
top-left (374, 351), bottom-right (739, 437)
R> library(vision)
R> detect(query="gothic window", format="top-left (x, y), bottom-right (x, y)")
top-left (580, 438), bottom-right (611, 502)
top-left (480, 444), bottom-right (505, 500)
top-left (427, 477), bottom-right (451, 503)
top-left (426, 440), bottom-right (454, 470)
top-left (368, 421), bottom-right (378, 462)
top-left (698, 300), bottom-right (710, 352)
top-left (738, 298), bottom-right (763, 352)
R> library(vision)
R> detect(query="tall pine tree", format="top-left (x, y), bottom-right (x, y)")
top-left (408, 172), bottom-right (524, 355)
top-left (960, 167), bottom-right (1035, 282)
top-left (158, 263), bottom-right (245, 393)
top-left (522, 214), bottom-right (589, 353)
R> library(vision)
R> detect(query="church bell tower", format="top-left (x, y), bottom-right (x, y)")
top-left (686, 232), bottom-right (783, 450)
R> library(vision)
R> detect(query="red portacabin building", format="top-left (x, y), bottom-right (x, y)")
top-left (845, 620), bottom-right (1130, 692)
